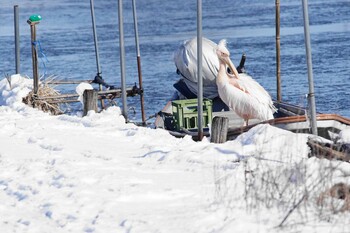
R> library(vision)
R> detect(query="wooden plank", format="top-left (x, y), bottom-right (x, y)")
top-left (36, 93), bottom-right (79, 100)
top-left (44, 80), bottom-right (93, 85)
top-left (227, 114), bottom-right (350, 140)
top-left (307, 139), bottom-right (350, 162)
top-left (46, 99), bottom-right (80, 104)
top-left (36, 87), bottom-right (136, 101)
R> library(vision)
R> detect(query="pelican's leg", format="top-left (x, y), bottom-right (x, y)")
top-left (245, 119), bottom-right (249, 126)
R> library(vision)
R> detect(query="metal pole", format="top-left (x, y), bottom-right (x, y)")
top-left (275, 0), bottom-right (281, 102)
top-left (132, 0), bottom-right (146, 125)
top-left (14, 5), bottom-right (20, 74)
top-left (302, 0), bottom-right (318, 135)
top-left (90, 0), bottom-right (101, 74)
top-left (197, 0), bottom-right (203, 141)
top-left (118, 0), bottom-right (128, 121)
top-left (89, 0), bottom-right (104, 108)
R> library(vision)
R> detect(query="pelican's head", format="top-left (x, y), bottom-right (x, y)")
top-left (216, 39), bottom-right (230, 62)
top-left (216, 39), bottom-right (239, 77)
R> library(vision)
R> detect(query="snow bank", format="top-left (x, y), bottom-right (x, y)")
top-left (0, 74), bottom-right (32, 110)
top-left (0, 75), bottom-right (350, 233)
top-left (337, 128), bottom-right (350, 144)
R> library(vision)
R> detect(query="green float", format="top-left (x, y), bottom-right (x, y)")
top-left (28, 14), bottom-right (42, 23)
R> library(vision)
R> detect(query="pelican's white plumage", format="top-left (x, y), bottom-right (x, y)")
top-left (216, 39), bottom-right (277, 125)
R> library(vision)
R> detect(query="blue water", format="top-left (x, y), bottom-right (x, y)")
top-left (1, 0), bottom-right (349, 121)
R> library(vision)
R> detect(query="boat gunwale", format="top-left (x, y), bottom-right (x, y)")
top-left (227, 113), bottom-right (350, 137)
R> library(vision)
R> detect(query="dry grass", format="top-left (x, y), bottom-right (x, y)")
top-left (317, 183), bottom-right (350, 213)
top-left (22, 76), bottom-right (63, 115)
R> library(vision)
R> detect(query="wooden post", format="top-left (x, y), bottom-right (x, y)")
top-left (27, 16), bottom-right (41, 95)
top-left (276, 0), bottom-right (281, 102)
top-left (83, 89), bottom-right (98, 116)
top-left (211, 116), bottom-right (229, 143)
top-left (132, 0), bottom-right (146, 125)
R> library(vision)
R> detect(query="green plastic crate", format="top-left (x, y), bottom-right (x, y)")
top-left (171, 98), bottom-right (212, 131)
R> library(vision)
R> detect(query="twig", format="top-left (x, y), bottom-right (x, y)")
top-left (5, 74), bottom-right (11, 89)
top-left (278, 193), bottom-right (307, 227)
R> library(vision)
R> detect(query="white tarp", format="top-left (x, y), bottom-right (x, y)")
top-left (173, 37), bottom-right (219, 98)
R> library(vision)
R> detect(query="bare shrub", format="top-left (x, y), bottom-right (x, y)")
top-left (239, 137), bottom-right (350, 229)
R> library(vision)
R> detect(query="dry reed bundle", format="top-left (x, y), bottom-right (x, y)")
top-left (23, 75), bottom-right (63, 115)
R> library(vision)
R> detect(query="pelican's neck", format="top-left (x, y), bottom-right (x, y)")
top-left (227, 58), bottom-right (240, 79)
top-left (219, 62), bottom-right (226, 75)
top-left (217, 59), bottom-right (229, 84)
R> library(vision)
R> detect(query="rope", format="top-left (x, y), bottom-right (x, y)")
top-left (32, 40), bottom-right (49, 79)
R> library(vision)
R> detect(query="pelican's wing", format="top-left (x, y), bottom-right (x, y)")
top-left (228, 75), bottom-right (248, 93)
top-left (235, 73), bottom-right (276, 111)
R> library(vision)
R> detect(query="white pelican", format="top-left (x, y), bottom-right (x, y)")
top-left (216, 39), bottom-right (277, 125)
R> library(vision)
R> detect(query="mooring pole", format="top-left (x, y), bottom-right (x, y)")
top-left (118, 0), bottom-right (128, 122)
top-left (90, 0), bottom-right (101, 74)
top-left (211, 116), bottom-right (229, 143)
top-left (132, 0), bottom-right (146, 125)
top-left (27, 15), bottom-right (41, 95)
top-left (89, 0), bottom-right (104, 109)
top-left (301, 0), bottom-right (318, 135)
top-left (275, 0), bottom-right (281, 102)
top-left (83, 89), bottom-right (98, 116)
top-left (197, 0), bottom-right (203, 141)
top-left (14, 5), bottom-right (20, 74)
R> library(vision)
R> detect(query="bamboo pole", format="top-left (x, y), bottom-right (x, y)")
top-left (275, 0), bottom-right (281, 102)
top-left (132, 0), bottom-right (146, 125)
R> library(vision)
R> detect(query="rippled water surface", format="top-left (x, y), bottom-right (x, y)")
top-left (1, 0), bottom-right (349, 120)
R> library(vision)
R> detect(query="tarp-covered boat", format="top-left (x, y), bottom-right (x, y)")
top-left (155, 37), bottom-right (350, 142)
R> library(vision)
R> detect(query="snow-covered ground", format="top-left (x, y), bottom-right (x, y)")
top-left (1, 75), bottom-right (350, 233)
